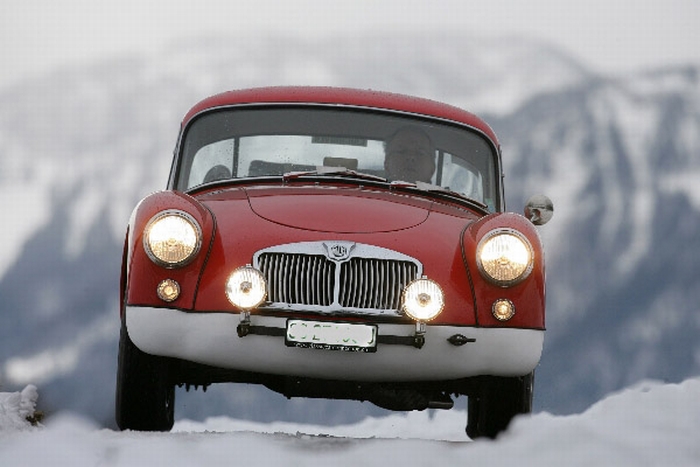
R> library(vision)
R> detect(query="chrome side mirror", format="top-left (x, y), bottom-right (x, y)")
top-left (525, 194), bottom-right (554, 225)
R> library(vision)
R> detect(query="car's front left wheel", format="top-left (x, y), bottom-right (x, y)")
top-left (466, 372), bottom-right (533, 439)
top-left (115, 319), bottom-right (175, 431)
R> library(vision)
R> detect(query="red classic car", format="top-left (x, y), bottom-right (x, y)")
top-left (115, 86), bottom-right (553, 438)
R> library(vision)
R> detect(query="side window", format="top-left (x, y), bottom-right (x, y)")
top-left (439, 153), bottom-right (483, 202)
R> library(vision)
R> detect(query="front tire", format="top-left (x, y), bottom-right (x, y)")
top-left (115, 319), bottom-right (175, 431)
top-left (466, 372), bottom-right (533, 439)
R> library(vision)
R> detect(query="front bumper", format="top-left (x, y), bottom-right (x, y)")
top-left (125, 305), bottom-right (544, 382)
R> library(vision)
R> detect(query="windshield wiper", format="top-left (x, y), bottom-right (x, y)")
top-left (281, 169), bottom-right (487, 210)
top-left (390, 181), bottom-right (488, 210)
top-left (283, 166), bottom-right (388, 182)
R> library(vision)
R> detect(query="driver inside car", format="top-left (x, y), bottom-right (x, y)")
top-left (384, 126), bottom-right (436, 183)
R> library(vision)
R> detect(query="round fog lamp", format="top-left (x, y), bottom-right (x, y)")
top-left (157, 279), bottom-right (181, 302)
top-left (226, 266), bottom-right (267, 310)
top-left (402, 278), bottom-right (444, 321)
top-left (492, 299), bottom-right (515, 321)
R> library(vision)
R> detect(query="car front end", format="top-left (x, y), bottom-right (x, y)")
top-left (116, 87), bottom-right (552, 439)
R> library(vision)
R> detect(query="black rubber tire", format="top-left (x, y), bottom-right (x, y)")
top-left (466, 372), bottom-right (534, 439)
top-left (115, 320), bottom-right (175, 431)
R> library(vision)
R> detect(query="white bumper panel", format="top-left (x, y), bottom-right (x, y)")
top-left (126, 306), bottom-right (544, 382)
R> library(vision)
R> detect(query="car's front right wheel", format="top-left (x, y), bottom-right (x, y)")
top-left (115, 319), bottom-right (175, 431)
top-left (466, 372), bottom-right (533, 439)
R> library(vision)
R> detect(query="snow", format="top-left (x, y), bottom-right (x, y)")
top-left (2, 379), bottom-right (699, 466)
top-left (0, 385), bottom-right (40, 432)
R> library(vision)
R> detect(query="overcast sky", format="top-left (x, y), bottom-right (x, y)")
top-left (2, 0), bottom-right (699, 88)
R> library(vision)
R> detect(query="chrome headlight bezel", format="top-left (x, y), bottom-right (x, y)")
top-left (143, 210), bottom-right (203, 268)
top-left (476, 229), bottom-right (534, 287)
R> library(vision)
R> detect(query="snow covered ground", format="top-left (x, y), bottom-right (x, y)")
top-left (1, 378), bottom-right (699, 466)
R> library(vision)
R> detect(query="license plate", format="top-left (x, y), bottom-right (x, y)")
top-left (286, 319), bottom-right (377, 352)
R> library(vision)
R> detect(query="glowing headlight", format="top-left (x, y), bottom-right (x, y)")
top-left (226, 266), bottom-right (267, 310)
top-left (477, 230), bottom-right (533, 286)
top-left (144, 211), bottom-right (202, 268)
top-left (402, 278), bottom-right (445, 321)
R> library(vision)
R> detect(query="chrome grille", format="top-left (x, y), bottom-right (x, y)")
top-left (338, 257), bottom-right (417, 310)
top-left (254, 242), bottom-right (422, 316)
top-left (258, 253), bottom-right (334, 306)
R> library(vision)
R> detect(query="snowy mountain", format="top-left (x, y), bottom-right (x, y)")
top-left (492, 65), bottom-right (700, 412)
top-left (0, 33), bottom-right (698, 426)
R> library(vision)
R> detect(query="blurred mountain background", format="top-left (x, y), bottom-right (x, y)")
top-left (0, 33), bottom-right (698, 427)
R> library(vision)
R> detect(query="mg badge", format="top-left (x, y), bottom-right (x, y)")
top-left (323, 242), bottom-right (355, 261)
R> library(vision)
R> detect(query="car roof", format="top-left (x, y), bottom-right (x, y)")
top-left (182, 86), bottom-right (500, 147)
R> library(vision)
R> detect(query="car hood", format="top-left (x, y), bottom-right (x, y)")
top-left (243, 185), bottom-right (432, 233)
top-left (198, 185), bottom-right (438, 233)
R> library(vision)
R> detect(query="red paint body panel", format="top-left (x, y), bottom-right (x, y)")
top-left (464, 213), bottom-right (546, 329)
top-left (124, 87), bottom-right (544, 328)
top-left (125, 191), bottom-right (215, 313)
top-left (124, 87), bottom-right (545, 329)
top-left (194, 185), bottom-right (480, 324)
top-left (125, 184), bottom-right (544, 330)
top-left (246, 185), bottom-right (431, 233)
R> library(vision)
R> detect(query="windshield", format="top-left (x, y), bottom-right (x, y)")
top-left (174, 107), bottom-right (499, 211)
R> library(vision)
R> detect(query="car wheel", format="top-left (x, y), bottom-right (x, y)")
top-left (466, 372), bottom-right (533, 439)
top-left (115, 319), bottom-right (175, 431)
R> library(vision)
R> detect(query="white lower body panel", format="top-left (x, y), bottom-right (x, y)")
top-left (125, 306), bottom-right (544, 382)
